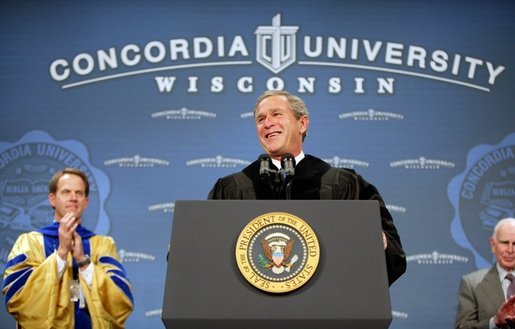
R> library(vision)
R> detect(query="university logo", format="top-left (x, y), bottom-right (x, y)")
top-left (186, 155), bottom-right (250, 168)
top-left (235, 212), bottom-right (320, 293)
top-left (255, 14), bottom-right (299, 74)
top-left (449, 133), bottom-right (515, 269)
top-left (0, 130), bottom-right (111, 265)
top-left (49, 14), bottom-right (506, 93)
top-left (323, 156), bottom-right (369, 169)
top-left (144, 309), bottom-right (162, 318)
top-left (104, 154), bottom-right (170, 168)
top-left (338, 108), bottom-right (404, 121)
top-left (392, 310), bottom-right (409, 320)
top-left (151, 107), bottom-right (216, 120)
top-left (407, 250), bottom-right (468, 265)
top-left (385, 204), bottom-right (407, 214)
top-left (148, 202), bottom-right (175, 213)
top-left (118, 249), bottom-right (156, 263)
top-left (390, 156), bottom-right (455, 170)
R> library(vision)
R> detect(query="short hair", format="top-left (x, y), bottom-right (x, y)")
top-left (254, 90), bottom-right (309, 140)
top-left (48, 168), bottom-right (90, 197)
top-left (492, 217), bottom-right (515, 239)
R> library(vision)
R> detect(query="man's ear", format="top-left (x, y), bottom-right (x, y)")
top-left (48, 193), bottom-right (56, 209)
top-left (299, 115), bottom-right (309, 134)
top-left (489, 237), bottom-right (495, 254)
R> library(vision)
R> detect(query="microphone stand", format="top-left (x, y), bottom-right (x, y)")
top-left (260, 153), bottom-right (295, 200)
top-left (273, 171), bottom-right (283, 200)
top-left (280, 153), bottom-right (295, 200)
top-left (284, 175), bottom-right (292, 200)
top-left (259, 154), bottom-right (281, 199)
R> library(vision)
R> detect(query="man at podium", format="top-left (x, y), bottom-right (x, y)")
top-left (208, 90), bottom-right (406, 285)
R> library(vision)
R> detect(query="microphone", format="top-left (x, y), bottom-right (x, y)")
top-left (281, 153), bottom-right (295, 200)
top-left (259, 154), bottom-right (278, 197)
top-left (280, 153), bottom-right (296, 177)
top-left (258, 154), bottom-right (272, 179)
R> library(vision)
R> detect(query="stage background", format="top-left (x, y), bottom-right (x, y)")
top-left (1, 1), bottom-right (514, 328)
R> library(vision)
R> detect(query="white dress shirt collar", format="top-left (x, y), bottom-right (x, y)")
top-left (271, 151), bottom-right (305, 170)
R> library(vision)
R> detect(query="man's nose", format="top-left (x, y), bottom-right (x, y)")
top-left (264, 116), bottom-right (274, 126)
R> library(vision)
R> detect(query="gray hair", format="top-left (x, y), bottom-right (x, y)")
top-left (492, 217), bottom-right (515, 239)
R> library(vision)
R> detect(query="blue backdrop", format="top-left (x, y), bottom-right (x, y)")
top-left (1, 1), bottom-right (514, 328)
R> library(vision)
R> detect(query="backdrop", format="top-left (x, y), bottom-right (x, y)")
top-left (1, 1), bottom-right (514, 328)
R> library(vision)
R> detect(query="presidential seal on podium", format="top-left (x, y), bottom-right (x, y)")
top-left (235, 212), bottom-right (320, 293)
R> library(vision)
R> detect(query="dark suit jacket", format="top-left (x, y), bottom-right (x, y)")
top-left (455, 265), bottom-right (505, 329)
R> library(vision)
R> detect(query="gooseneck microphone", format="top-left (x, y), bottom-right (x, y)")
top-left (280, 153), bottom-right (296, 178)
top-left (280, 153), bottom-right (296, 200)
top-left (258, 154), bottom-right (277, 195)
top-left (258, 153), bottom-right (296, 199)
top-left (258, 154), bottom-right (272, 179)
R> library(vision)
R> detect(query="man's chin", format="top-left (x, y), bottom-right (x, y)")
top-left (502, 262), bottom-right (515, 270)
top-left (267, 152), bottom-right (282, 160)
top-left (65, 210), bottom-right (83, 219)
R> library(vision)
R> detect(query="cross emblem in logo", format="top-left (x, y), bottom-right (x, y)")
top-left (255, 14), bottom-right (299, 74)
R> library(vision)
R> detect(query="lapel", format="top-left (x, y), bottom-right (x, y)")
top-left (477, 265), bottom-right (505, 310)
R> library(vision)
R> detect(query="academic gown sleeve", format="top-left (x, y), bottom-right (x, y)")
top-left (317, 162), bottom-right (406, 286)
top-left (334, 169), bottom-right (407, 286)
top-left (2, 232), bottom-right (76, 328)
top-left (85, 235), bottom-right (134, 329)
top-left (3, 233), bottom-right (134, 329)
top-left (208, 172), bottom-right (256, 199)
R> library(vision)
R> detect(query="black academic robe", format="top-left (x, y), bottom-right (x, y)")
top-left (208, 154), bottom-right (407, 285)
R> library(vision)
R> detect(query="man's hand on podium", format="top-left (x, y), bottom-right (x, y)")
top-left (382, 232), bottom-right (387, 250)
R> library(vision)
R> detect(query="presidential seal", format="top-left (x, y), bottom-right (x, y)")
top-left (235, 212), bottom-right (320, 293)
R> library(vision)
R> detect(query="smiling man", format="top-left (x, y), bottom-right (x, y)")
top-left (208, 90), bottom-right (406, 286)
top-left (254, 91), bottom-right (308, 160)
top-left (456, 217), bottom-right (515, 329)
top-left (2, 168), bottom-right (133, 328)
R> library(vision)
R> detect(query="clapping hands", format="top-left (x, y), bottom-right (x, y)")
top-left (495, 295), bottom-right (515, 329)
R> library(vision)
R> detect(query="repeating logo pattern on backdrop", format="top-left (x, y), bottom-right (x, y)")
top-left (0, 130), bottom-right (111, 268)
top-left (449, 133), bottom-right (515, 269)
top-left (2, 3), bottom-right (512, 328)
